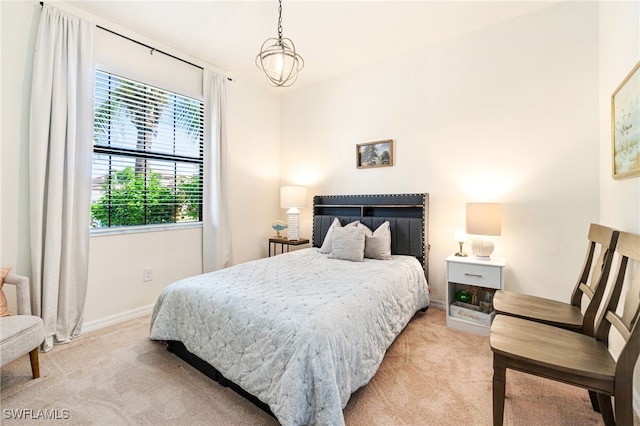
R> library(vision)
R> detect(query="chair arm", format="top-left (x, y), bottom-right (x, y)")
top-left (3, 274), bottom-right (32, 315)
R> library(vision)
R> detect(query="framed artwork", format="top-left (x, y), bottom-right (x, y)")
top-left (356, 139), bottom-right (393, 169)
top-left (612, 60), bottom-right (640, 179)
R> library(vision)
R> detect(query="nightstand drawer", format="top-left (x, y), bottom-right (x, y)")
top-left (448, 262), bottom-right (502, 289)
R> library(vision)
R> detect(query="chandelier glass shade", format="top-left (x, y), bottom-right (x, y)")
top-left (256, 0), bottom-right (304, 87)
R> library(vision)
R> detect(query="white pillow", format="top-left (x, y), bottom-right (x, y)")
top-left (360, 221), bottom-right (392, 260)
top-left (319, 218), bottom-right (359, 254)
top-left (328, 226), bottom-right (366, 262)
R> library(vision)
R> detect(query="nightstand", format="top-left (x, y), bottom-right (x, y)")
top-left (445, 254), bottom-right (505, 336)
top-left (268, 238), bottom-right (310, 257)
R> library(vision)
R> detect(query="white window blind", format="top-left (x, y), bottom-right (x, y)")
top-left (91, 70), bottom-right (204, 229)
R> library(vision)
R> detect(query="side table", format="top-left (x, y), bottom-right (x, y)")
top-left (268, 238), bottom-right (310, 257)
top-left (445, 254), bottom-right (506, 336)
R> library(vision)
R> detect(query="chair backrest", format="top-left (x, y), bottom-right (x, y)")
top-left (593, 231), bottom-right (640, 380)
top-left (570, 224), bottom-right (619, 336)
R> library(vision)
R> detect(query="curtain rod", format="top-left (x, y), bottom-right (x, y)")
top-left (39, 2), bottom-right (232, 81)
top-left (97, 25), bottom-right (207, 73)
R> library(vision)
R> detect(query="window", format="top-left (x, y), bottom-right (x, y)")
top-left (91, 70), bottom-right (204, 230)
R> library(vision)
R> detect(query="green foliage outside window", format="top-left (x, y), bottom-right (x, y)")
top-left (91, 167), bottom-right (201, 227)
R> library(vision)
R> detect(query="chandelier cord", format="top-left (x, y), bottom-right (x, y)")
top-left (277, 0), bottom-right (283, 40)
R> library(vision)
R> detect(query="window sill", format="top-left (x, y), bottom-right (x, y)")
top-left (90, 221), bottom-right (202, 237)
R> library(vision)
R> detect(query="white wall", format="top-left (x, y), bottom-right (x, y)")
top-left (0, 1), bottom-right (39, 308)
top-left (0, 0), bottom-right (282, 324)
top-left (598, 2), bottom-right (640, 233)
top-left (597, 0), bottom-right (640, 414)
top-left (281, 2), bottom-right (600, 307)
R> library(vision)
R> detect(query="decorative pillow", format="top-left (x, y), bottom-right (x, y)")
top-left (328, 226), bottom-right (366, 262)
top-left (319, 218), bottom-right (360, 254)
top-left (0, 266), bottom-right (13, 317)
top-left (360, 221), bottom-right (392, 260)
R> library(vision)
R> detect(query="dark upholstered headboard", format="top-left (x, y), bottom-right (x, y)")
top-left (312, 193), bottom-right (430, 281)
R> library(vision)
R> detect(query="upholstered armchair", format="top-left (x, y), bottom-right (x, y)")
top-left (0, 274), bottom-right (45, 378)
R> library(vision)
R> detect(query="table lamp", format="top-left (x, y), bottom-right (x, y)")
top-left (466, 203), bottom-right (502, 260)
top-left (454, 228), bottom-right (468, 257)
top-left (280, 186), bottom-right (307, 241)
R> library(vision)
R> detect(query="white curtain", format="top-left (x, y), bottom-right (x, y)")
top-left (202, 70), bottom-right (233, 272)
top-left (29, 5), bottom-right (94, 351)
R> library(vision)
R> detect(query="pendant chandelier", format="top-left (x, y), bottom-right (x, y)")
top-left (256, 0), bottom-right (304, 87)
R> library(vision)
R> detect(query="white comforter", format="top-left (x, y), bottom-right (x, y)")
top-left (149, 248), bottom-right (429, 425)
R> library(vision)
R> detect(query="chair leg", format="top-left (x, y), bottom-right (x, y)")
top-left (493, 354), bottom-right (507, 426)
top-left (615, 379), bottom-right (634, 426)
top-left (29, 347), bottom-right (40, 379)
top-left (588, 390), bottom-right (601, 413)
top-left (596, 393), bottom-right (614, 426)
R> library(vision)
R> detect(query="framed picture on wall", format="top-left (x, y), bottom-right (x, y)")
top-left (356, 139), bottom-right (394, 169)
top-left (612, 60), bottom-right (640, 179)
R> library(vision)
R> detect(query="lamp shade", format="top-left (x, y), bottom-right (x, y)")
top-left (280, 186), bottom-right (307, 209)
top-left (454, 228), bottom-right (468, 242)
top-left (466, 203), bottom-right (502, 236)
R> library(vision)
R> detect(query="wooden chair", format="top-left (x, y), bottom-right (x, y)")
top-left (493, 223), bottom-right (619, 336)
top-left (493, 224), bottom-right (619, 412)
top-left (490, 230), bottom-right (640, 426)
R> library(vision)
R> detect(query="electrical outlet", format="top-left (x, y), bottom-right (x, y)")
top-left (143, 267), bottom-right (153, 282)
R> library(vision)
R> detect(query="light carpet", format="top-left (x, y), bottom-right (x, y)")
top-left (1, 308), bottom-right (636, 425)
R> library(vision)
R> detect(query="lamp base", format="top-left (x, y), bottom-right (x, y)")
top-left (471, 238), bottom-right (494, 260)
top-left (287, 210), bottom-right (300, 241)
top-left (454, 241), bottom-right (467, 257)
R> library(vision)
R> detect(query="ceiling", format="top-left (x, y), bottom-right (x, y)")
top-left (68, 1), bottom-right (557, 92)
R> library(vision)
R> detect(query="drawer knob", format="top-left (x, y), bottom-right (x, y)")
top-left (464, 273), bottom-right (483, 278)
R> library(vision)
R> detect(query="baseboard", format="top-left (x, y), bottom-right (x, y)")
top-left (82, 304), bottom-right (154, 334)
top-left (429, 298), bottom-right (445, 310)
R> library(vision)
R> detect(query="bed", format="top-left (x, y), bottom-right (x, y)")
top-left (149, 193), bottom-right (430, 425)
